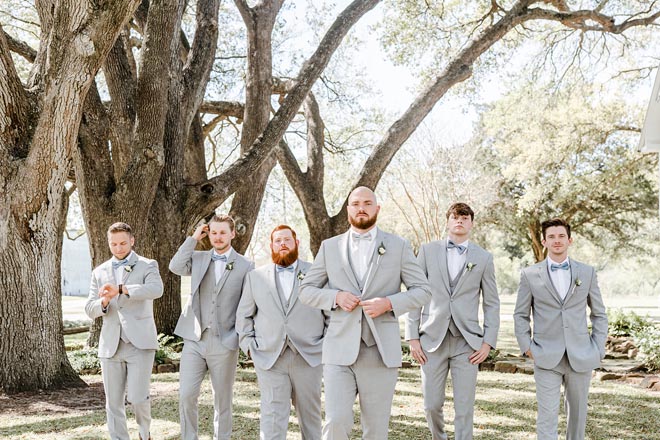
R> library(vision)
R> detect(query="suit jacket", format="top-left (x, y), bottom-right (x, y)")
top-left (236, 260), bottom-right (329, 370)
top-left (169, 237), bottom-right (254, 350)
top-left (85, 252), bottom-right (164, 358)
top-left (405, 240), bottom-right (500, 352)
top-left (299, 229), bottom-right (431, 368)
top-left (513, 258), bottom-right (608, 372)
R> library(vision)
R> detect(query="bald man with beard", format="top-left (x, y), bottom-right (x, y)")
top-left (300, 186), bottom-right (432, 440)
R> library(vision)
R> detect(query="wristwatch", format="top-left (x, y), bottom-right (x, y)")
top-left (119, 284), bottom-right (130, 299)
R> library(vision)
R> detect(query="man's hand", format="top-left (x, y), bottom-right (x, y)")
top-left (360, 297), bottom-right (392, 318)
top-left (409, 339), bottom-right (427, 365)
top-left (336, 291), bottom-right (360, 312)
top-left (469, 342), bottom-right (492, 365)
top-left (525, 349), bottom-right (534, 360)
top-left (192, 224), bottom-right (209, 241)
top-left (99, 283), bottom-right (119, 307)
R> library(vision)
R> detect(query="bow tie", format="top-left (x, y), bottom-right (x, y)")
top-left (352, 232), bottom-right (373, 241)
top-left (550, 261), bottom-right (570, 271)
top-left (211, 253), bottom-right (227, 262)
top-left (276, 265), bottom-right (294, 273)
top-left (112, 259), bottom-right (129, 269)
top-left (447, 240), bottom-right (467, 255)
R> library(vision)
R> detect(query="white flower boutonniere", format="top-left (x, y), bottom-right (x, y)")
top-left (466, 262), bottom-right (476, 272)
top-left (575, 278), bottom-right (582, 287)
top-left (124, 265), bottom-right (134, 273)
top-left (378, 242), bottom-right (386, 255)
top-left (226, 261), bottom-right (234, 271)
top-left (297, 271), bottom-right (305, 281)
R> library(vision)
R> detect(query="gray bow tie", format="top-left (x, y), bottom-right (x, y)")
top-left (352, 232), bottom-right (373, 241)
top-left (447, 240), bottom-right (467, 255)
top-left (211, 253), bottom-right (227, 262)
top-left (550, 261), bottom-right (569, 271)
top-left (276, 265), bottom-right (294, 273)
top-left (112, 259), bottom-right (129, 269)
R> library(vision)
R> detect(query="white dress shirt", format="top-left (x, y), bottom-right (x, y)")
top-left (447, 239), bottom-right (468, 280)
top-left (349, 227), bottom-right (378, 282)
top-left (547, 257), bottom-right (571, 299)
top-left (276, 260), bottom-right (298, 301)
top-left (212, 248), bottom-right (233, 284)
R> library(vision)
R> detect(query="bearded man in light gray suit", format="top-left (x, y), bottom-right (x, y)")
top-left (85, 222), bottom-right (164, 440)
top-left (236, 225), bottom-right (328, 440)
top-left (406, 202), bottom-right (499, 440)
top-left (514, 218), bottom-right (607, 440)
top-left (169, 214), bottom-right (254, 440)
top-left (300, 186), bottom-right (432, 440)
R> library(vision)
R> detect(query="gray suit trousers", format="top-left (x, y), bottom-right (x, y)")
top-left (179, 330), bottom-right (239, 440)
top-left (421, 332), bottom-right (478, 440)
top-left (255, 347), bottom-right (322, 440)
top-left (534, 354), bottom-right (591, 440)
top-left (323, 342), bottom-right (399, 440)
top-left (100, 340), bottom-right (155, 440)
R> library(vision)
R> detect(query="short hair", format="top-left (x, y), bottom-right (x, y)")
top-left (446, 202), bottom-right (474, 221)
top-left (107, 222), bottom-right (133, 236)
top-left (541, 218), bottom-right (571, 239)
top-left (270, 224), bottom-right (297, 242)
top-left (209, 214), bottom-right (235, 231)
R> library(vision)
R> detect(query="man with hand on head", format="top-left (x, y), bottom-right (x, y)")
top-left (514, 218), bottom-right (607, 440)
top-left (300, 186), bottom-right (431, 440)
top-left (85, 222), bottom-right (163, 440)
top-left (170, 214), bottom-right (254, 440)
top-left (406, 202), bottom-right (500, 440)
top-left (236, 225), bottom-right (327, 440)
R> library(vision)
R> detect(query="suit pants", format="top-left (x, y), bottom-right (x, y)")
top-left (421, 332), bottom-right (478, 440)
top-left (323, 342), bottom-right (399, 440)
top-left (100, 340), bottom-right (155, 440)
top-left (534, 353), bottom-right (592, 440)
top-left (179, 330), bottom-right (239, 440)
top-left (255, 347), bottom-right (323, 440)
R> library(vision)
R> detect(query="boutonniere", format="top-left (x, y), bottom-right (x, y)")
top-left (376, 242), bottom-right (386, 264)
top-left (466, 262), bottom-right (476, 272)
top-left (297, 271), bottom-right (305, 281)
top-left (226, 261), bottom-right (234, 271)
top-left (575, 278), bottom-right (582, 286)
top-left (124, 265), bottom-right (134, 273)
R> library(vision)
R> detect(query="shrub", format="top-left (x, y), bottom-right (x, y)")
top-left (68, 347), bottom-right (100, 372)
top-left (607, 309), bottom-right (653, 337)
top-left (155, 333), bottom-right (183, 365)
top-left (633, 325), bottom-right (660, 372)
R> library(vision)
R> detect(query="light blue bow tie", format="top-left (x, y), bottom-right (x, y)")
top-left (550, 261), bottom-right (570, 271)
top-left (276, 265), bottom-right (294, 273)
top-left (352, 232), bottom-right (373, 241)
top-left (211, 253), bottom-right (227, 262)
top-left (447, 240), bottom-right (467, 255)
top-left (112, 259), bottom-right (129, 269)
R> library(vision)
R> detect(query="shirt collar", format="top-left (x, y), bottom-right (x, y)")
top-left (547, 256), bottom-right (569, 269)
top-left (212, 247), bottom-right (233, 259)
top-left (349, 226), bottom-right (378, 242)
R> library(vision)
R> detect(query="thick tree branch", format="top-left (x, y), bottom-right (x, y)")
top-left (526, 6), bottom-right (660, 33)
top-left (200, 100), bottom-right (245, 119)
top-left (1, 29), bottom-right (36, 63)
top-left (184, 0), bottom-right (382, 218)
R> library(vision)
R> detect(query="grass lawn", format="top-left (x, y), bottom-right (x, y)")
top-left (1, 294), bottom-right (659, 439)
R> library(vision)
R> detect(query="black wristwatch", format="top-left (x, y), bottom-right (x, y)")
top-left (119, 284), bottom-right (129, 298)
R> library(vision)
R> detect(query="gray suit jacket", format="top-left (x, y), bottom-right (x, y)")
top-left (405, 240), bottom-right (500, 351)
top-left (299, 229), bottom-right (431, 368)
top-left (236, 260), bottom-right (328, 370)
top-left (513, 258), bottom-right (608, 372)
top-left (85, 252), bottom-right (164, 358)
top-left (169, 237), bottom-right (254, 350)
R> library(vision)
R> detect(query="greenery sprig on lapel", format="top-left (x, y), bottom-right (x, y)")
top-left (297, 270), bottom-right (305, 281)
top-left (466, 262), bottom-right (476, 272)
top-left (226, 261), bottom-right (234, 271)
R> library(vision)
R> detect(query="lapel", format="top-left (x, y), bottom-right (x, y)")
top-left (120, 252), bottom-right (139, 284)
top-left (361, 229), bottom-right (386, 297)
top-left (215, 254), bottom-right (236, 293)
top-left (338, 231), bottom-right (361, 293)
top-left (451, 242), bottom-right (476, 296)
top-left (268, 264), bottom-right (286, 316)
top-left (563, 258), bottom-right (580, 303)
top-left (436, 240), bottom-right (451, 294)
top-left (287, 262), bottom-right (307, 314)
top-left (191, 251), bottom-right (213, 297)
top-left (537, 260), bottom-right (563, 304)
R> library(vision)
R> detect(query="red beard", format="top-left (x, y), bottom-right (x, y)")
top-left (272, 245), bottom-right (299, 267)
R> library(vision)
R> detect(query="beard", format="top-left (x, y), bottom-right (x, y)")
top-left (272, 245), bottom-right (299, 267)
top-left (349, 211), bottom-right (378, 230)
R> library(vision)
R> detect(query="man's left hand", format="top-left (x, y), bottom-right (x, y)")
top-left (99, 283), bottom-right (119, 299)
top-left (360, 297), bottom-right (393, 318)
top-left (468, 342), bottom-right (492, 365)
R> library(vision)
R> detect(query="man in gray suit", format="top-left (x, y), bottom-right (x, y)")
top-left (300, 186), bottom-right (432, 440)
top-left (406, 202), bottom-right (500, 440)
top-left (514, 218), bottom-right (607, 440)
top-left (169, 214), bottom-right (254, 440)
top-left (236, 225), bottom-right (327, 440)
top-left (85, 222), bottom-right (164, 440)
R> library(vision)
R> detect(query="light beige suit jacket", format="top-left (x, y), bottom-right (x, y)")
top-left (299, 229), bottom-right (431, 368)
top-left (85, 252), bottom-right (164, 358)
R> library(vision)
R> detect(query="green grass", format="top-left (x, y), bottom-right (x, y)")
top-left (2, 294), bottom-right (659, 439)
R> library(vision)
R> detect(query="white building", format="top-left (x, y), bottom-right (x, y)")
top-left (61, 231), bottom-right (92, 296)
